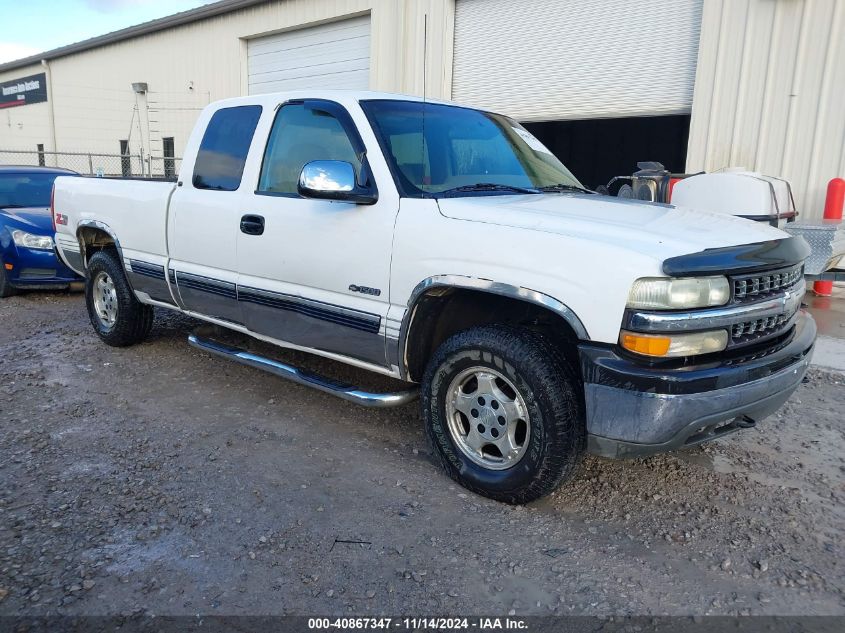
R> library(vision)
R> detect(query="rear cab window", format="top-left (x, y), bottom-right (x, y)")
top-left (192, 105), bottom-right (262, 191)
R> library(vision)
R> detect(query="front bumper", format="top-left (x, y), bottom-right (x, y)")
top-left (579, 311), bottom-right (816, 458)
top-left (2, 243), bottom-right (81, 287)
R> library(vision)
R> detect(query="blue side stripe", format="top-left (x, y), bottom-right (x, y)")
top-left (239, 290), bottom-right (380, 334)
top-left (178, 277), bottom-right (237, 300)
top-left (170, 269), bottom-right (381, 335)
top-left (129, 260), bottom-right (166, 280)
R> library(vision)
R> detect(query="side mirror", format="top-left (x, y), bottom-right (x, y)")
top-left (297, 160), bottom-right (378, 205)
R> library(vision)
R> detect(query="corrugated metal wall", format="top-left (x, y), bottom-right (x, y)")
top-left (452, 0), bottom-right (703, 122)
top-left (687, 0), bottom-right (845, 221)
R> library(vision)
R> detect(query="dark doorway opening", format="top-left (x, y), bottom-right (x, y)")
top-left (523, 114), bottom-right (691, 191)
top-left (119, 140), bottom-right (131, 177)
top-left (162, 137), bottom-right (175, 179)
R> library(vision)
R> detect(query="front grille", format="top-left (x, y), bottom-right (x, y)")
top-left (732, 264), bottom-right (803, 302)
top-left (726, 263), bottom-right (806, 348)
top-left (731, 312), bottom-right (793, 345)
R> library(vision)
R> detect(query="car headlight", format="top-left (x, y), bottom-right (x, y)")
top-left (627, 276), bottom-right (730, 310)
top-left (620, 329), bottom-right (728, 358)
top-left (11, 230), bottom-right (54, 251)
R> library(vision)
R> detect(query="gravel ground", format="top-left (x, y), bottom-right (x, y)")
top-left (0, 292), bottom-right (843, 617)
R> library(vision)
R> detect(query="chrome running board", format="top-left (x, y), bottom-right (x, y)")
top-left (187, 332), bottom-right (419, 408)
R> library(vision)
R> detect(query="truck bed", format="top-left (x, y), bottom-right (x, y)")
top-left (53, 175), bottom-right (176, 277)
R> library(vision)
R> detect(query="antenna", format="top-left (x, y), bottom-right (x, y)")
top-left (423, 13), bottom-right (428, 102)
top-left (421, 12), bottom-right (428, 192)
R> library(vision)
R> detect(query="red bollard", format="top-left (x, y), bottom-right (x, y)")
top-left (813, 177), bottom-right (845, 296)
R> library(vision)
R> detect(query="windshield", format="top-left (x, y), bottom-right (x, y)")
top-left (0, 173), bottom-right (66, 208)
top-left (361, 99), bottom-right (583, 197)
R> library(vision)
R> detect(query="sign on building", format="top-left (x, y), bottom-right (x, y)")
top-left (0, 72), bottom-right (48, 109)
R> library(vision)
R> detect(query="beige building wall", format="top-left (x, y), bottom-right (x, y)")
top-left (687, 0), bottom-right (845, 221)
top-left (0, 0), bottom-right (455, 167)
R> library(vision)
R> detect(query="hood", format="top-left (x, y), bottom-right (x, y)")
top-left (436, 193), bottom-right (787, 263)
top-left (1, 206), bottom-right (52, 233)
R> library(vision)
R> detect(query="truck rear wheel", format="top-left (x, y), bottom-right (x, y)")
top-left (85, 250), bottom-right (153, 347)
top-left (422, 325), bottom-right (585, 504)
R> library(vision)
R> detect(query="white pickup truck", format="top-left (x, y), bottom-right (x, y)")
top-left (53, 90), bottom-right (816, 503)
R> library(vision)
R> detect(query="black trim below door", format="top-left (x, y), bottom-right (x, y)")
top-left (238, 285), bottom-right (385, 367)
top-left (126, 259), bottom-right (174, 306)
top-left (239, 286), bottom-right (380, 334)
top-left (175, 270), bottom-right (242, 324)
top-left (169, 268), bottom-right (387, 367)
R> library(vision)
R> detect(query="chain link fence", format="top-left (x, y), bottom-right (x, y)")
top-left (148, 154), bottom-right (181, 180)
top-left (0, 149), bottom-right (182, 179)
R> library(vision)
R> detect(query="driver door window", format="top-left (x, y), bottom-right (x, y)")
top-left (257, 103), bottom-right (361, 195)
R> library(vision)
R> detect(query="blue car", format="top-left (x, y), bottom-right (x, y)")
top-left (0, 165), bottom-right (83, 298)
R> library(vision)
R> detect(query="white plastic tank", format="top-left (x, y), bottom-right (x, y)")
top-left (670, 169), bottom-right (795, 228)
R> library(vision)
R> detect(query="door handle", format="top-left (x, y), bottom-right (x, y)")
top-left (240, 214), bottom-right (265, 236)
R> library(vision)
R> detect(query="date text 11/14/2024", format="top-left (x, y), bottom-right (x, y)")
top-left (307, 617), bottom-right (528, 630)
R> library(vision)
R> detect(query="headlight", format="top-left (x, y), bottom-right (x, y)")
top-left (627, 276), bottom-right (730, 310)
top-left (11, 230), bottom-right (54, 251)
top-left (620, 329), bottom-right (728, 358)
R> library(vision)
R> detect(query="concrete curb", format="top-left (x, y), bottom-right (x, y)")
top-left (811, 335), bottom-right (845, 374)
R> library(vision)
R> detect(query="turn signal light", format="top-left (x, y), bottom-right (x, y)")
top-left (4, 263), bottom-right (12, 271)
top-left (620, 332), bottom-right (671, 356)
top-left (620, 329), bottom-right (729, 358)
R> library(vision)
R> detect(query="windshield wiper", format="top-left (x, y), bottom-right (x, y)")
top-left (537, 183), bottom-right (595, 195)
top-left (1, 204), bottom-right (28, 209)
top-left (438, 183), bottom-right (540, 196)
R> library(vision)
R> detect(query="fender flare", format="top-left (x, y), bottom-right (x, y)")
top-left (397, 275), bottom-right (590, 380)
top-left (76, 220), bottom-right (125, 264)
top-left (75, 220), bottom-right (133, 290)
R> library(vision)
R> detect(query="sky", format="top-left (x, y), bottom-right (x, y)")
top-left (0, 0), bottom-right (213, 64)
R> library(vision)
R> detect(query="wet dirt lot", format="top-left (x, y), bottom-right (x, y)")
top-left (1, 292), bottom-right (843, 617)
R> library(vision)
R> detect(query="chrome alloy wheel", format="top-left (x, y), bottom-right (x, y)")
top-left (445, 367), bottom-right (530, 470)
top-left (92, 271), bottom-right (118, 329)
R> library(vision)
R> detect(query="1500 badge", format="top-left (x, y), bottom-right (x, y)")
top-left (349, 284), bottom-right (381, 297)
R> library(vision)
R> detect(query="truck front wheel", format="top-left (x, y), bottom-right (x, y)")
top-left (422, 325), bottom-right (585, 504)
top-left (85, 249), bottom-right (153, 347)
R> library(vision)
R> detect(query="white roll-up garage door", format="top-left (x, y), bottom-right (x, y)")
top-left (452, 0), bottom-right (703, 121)
top-left (248, 15), bottom-right (371, 94)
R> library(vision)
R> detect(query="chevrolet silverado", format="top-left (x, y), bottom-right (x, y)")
top-left (53, 91), bottom-right (815, 503)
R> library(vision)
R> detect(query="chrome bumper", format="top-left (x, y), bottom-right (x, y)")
top-left (580, 312), bottom-right (816, 458)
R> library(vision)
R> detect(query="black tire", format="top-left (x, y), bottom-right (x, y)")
top-left (85, 249), bottom-right (153, 347)
top-left (422, 325), bottom-right (585, 504)
top-left (0, 258), bottom-right (17, 298)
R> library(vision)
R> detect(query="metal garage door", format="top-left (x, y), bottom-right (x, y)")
top-left (452, 0), bottom-right (703, 121)
top-left (247, 16), bottom-right (370, 94)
